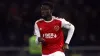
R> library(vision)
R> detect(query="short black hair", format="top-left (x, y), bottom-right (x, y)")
top-left (41, 2), bottom-right (54, 10)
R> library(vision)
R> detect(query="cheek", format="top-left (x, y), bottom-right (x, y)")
top-left (48, 10), bottom-right (52, 14)
top-left (47, 10), bottom-right (51, 14)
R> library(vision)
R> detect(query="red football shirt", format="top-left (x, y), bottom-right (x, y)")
top-left (34, 16), bottom-right (75, 55)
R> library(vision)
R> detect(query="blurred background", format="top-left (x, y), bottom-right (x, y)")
top-left (0, 0), bottom-right (100, 56)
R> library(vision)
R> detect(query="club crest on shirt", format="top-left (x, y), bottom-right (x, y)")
top-left (54, 25), bottom-right (59, 31)
top-left (40, 28), bottom-right (42, 30)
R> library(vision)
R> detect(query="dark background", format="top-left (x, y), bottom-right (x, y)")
top-left (0, 0), bottom-right (100, 56)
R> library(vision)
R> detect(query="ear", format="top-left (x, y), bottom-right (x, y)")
top-left (51, 10), bottom-right (53, 13)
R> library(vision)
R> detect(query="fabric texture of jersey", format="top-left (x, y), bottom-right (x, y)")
top-left (36, 17), bottom-right (65, 55)
top-left (34, 16), bottom-right (75, 55)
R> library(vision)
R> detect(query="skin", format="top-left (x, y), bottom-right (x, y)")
top-left (41, 5), bottom-right (52, 21)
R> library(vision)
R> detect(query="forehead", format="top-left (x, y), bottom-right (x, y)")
top-left (41, 5), bottom-right (50, 9)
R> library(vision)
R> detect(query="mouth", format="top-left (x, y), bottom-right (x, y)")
top-left (41, 13), bottom-right (47, 17)
top-left (42, 14), bottom-right (45, 17)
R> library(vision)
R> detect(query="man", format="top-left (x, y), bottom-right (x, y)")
top-left (34, 2), bottom-right (75, 56)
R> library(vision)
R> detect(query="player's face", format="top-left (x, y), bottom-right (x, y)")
top-left (41, 5), bottom-right (52, 17)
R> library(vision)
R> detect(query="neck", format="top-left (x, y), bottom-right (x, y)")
top-left (44, 15), bottom-right (52, 21)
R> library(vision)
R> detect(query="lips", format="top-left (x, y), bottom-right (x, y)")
top-left (41, 12), bottom-right (47, 16)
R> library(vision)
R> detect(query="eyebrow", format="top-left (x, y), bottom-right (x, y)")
top-left (41, 6), bottom-right (49, 9)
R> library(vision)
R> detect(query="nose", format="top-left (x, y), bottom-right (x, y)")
top-left (41, 10), bottom-right (45, 13)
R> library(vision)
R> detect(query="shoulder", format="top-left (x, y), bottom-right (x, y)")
top-left (53, 16), bottom-right (69, 22)
top-left (35, 19), bottom-right (44, 24)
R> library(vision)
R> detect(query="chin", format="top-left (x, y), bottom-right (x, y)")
top-left (42, 15), bottom-right (46, 18)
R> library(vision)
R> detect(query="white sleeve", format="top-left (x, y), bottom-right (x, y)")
top-left (34, 22), bottom-right (41, 44)
top-left (60, 18), bottom-right (75, 44)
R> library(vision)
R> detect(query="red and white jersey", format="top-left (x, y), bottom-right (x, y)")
top-left (34, 16), bottom-right (75, 55)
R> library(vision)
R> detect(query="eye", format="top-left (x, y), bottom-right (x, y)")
top-left (41, 6), bottom-right (49, 10)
